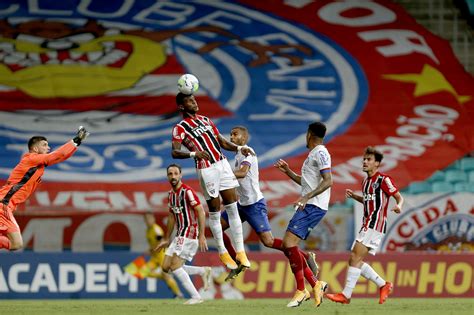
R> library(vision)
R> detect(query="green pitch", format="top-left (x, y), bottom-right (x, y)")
top-left (1, 298), bottom-right (472, 315)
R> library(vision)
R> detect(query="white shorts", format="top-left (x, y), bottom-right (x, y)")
top-left (352, 228), bottom-right (384, 256)
top-left (197, 159), bottom-right (239, 200)
top-left (165, 236), bottom-right (199, 262)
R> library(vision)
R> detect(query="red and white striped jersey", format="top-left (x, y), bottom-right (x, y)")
top-left (168, 184), bottom-right (201, 239)
top-left (361, 172), bottom-right (398, 233)
top-left (172, 115), bottom-right (225, 169)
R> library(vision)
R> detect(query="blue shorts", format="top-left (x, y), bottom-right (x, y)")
top-left (221, 198), bottom-right (271, 234)
top-left (287, 204), bottom-right (327, 240)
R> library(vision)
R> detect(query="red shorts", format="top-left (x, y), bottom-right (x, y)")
top-left (0, 204), bottom-right (20, 234)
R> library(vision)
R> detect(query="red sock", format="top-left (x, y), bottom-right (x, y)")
top-left (302, 257), bottom-right (317, 287)
top-left (223, 232), bottom-right (236, 260)
top-left (299, 249), bottom-right (309, 260)
top-left (271, 238), bottom-right (283, 251)
top-left (284, 246), bottom-right (305, 291)
top-left (0, 235), bottom-right (11, 250)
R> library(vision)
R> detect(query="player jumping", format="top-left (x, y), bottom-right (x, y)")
top-left (171, 93), bottom-right (253, 271)
top-left (0, 127), bottom-right (90, 251)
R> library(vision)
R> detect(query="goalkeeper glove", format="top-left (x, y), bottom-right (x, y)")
top-left (73, 126), bottom-right (90, 146)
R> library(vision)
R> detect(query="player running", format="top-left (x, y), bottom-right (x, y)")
top-left (171, 93), bottom-right (253, 271)
top-left (274, 121), bottom-right (331, 308)
top-left (325, 146), bottom-right (403, 305)
top-left (221, 126), bottom-right (320, 288)
top-left (0, 127), bottom-right (90, 251)
top-left (154, 163), bottom-right (212, 305)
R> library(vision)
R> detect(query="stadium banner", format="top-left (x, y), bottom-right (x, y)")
top-left (14, 209), bottom-right (351, 252)
top-left (354, 192), bottom-right (474, 252)
top-left (0, 252), bottom-right (472, 299)
top-left (0, 0), bottom-right (473, 209)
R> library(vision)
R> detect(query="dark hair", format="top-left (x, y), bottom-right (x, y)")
top-left (308, 122), bottom-right (326, 138)
top-left (364, 146), bottom-right (384, 162)
top-left (176, 92), bottom-right (191, 106)
top-left (28, 136), bottom-right (47, 150)
top-left (231, 125), bottom-right (248, 133)
top-left (167, 163), bottom-right (182, 173)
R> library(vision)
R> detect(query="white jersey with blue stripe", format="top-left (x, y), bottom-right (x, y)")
top-left (301, 144), bottom-right (331, 210)
top-left (234, 151), bottom-right (263, 206)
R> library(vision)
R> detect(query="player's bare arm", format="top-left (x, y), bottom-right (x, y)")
top-left (154, 212), bottom-right (175, 252)
top-left (391, 191), bottom-right (403, 214)
top-left (217, 134), bottom-right (255, 156)
top-left (274, 159), bottom-right (301, 185)
top-left (346, 189), bottom-right (363, 203)
top-left (295, 171), bottom-right (332, 210)
top-left (171, 140), bottom-right (211, 160)
top-left (234, 164), bottom-right (250, 179)
top-left (195, 204), bottom-right (208, 252)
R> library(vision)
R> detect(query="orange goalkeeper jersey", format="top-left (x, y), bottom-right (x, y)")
top-left (0, 141), bottom-right (77, 210)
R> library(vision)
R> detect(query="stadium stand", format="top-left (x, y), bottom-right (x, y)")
top-left (431, 181), bottom-right (455, 193)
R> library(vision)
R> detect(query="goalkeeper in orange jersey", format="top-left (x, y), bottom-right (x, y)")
top-left (0, 127), bottom-right (90, 251)
top-left (143, 212), bottom-right (184, 298)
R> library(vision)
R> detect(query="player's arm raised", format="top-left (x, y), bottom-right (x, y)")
top-left (346, 189), bottom-right (363, 203)
top-left (29, 126), bottom-right (90, 166)
top-left (195, 204), bottom-right (208, 252)
top-left (274, 159), bottom-right (301, 185)
top-left (217, 134), bottom-right (255, 156)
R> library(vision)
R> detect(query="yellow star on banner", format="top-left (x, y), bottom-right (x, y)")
top-left (383, 64), bottom-right (471, 104)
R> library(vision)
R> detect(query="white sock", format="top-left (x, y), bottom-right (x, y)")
top-left (208, 211), bottom-right (227, 254)
top-left (224, 202), bottom-right (244, 252)
top-left (342, 266), bottom-right (361, 299)
top-left (172, 267), bottom-right (201, 299)
top-left (183, 265), bottom-right (205, 276)
top-left (360, 262), bottom-right (386, 287)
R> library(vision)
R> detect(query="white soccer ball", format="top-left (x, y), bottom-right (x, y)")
top-left (177, 74), bottom-right (199, 95)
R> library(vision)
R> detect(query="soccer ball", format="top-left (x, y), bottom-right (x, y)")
top-left (177, 74), bottom-right (199, 95)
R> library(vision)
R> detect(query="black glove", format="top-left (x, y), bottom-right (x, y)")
top-left (73, 126), bottom-right (90, 146)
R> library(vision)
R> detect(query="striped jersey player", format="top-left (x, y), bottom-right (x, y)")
top-left (171, 92), bottom-right (253, 271)
top-left (154, 163), bottom-right (211, 305)
top-left (326, 146), bottom-right (404, 305)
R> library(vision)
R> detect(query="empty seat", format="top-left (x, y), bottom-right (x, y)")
top-left (444, 170), bottom-right (468, 183)
top-left (427, 171), bottom-right (445, 182)
top-left (469, 171), bottom-right (474, 183)
top-left (445, 160), bottom-right (461, 170)
top-left (431, 182), bottom-right (454, 193)
top-left (454, 182), bottom-right (474, 193)
top-left (460, 157), bottom-right (474, 172)
top-left (408, 181), bottom-right (432, 194)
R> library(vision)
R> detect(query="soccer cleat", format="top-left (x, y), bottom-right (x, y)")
top-left (201, 267), bottom-right (212, 291)
top-left (225, 263), bottom-right (247, 282)
top-left (286, 289), bottom-right (309, 308)
top-left (325, 292), bottom-right (350, 304)
top-left (379, 281), bottom-right (393, 304)
top-left (303, 288), bottom-right (311, 301)
top-left (235, 251), bottom-right (251, 268)
top-left (184, 298), bottom-right (204, 305)
top-left (219, 252), bottom-right (238, 270)
top-left (313, 280), bottom-right (328, 307)
top-left (306, 252), bottom-right (319, 277)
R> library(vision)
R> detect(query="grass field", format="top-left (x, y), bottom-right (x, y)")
top-left (0, 298), bottom-right (472, 315)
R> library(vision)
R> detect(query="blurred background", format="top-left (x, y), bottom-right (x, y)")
top-left (0, 0), bottom-right (472, 300)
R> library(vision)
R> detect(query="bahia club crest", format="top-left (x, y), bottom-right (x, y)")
top-left (0, 0), bottom-right (366, 183)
